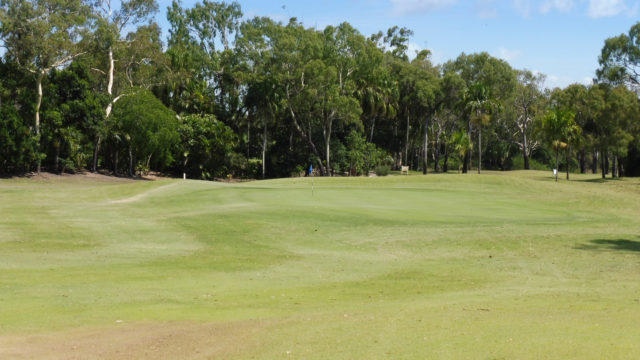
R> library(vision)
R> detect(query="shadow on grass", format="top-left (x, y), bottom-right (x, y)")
top-left (573, 177), bottom-right (622, 183)
top-left (576, 238), bottom-right (640, 252)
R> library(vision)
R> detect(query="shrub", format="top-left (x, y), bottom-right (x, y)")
top-left (375, 164), bottom-right (390, 176)
top-left (0, 105), bottom-right (37, 174)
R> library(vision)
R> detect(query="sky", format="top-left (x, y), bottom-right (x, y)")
top-left (156, 0), bottom-right (640, 89)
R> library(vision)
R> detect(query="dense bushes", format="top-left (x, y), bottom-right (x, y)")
top-left (0, 105), bottom-right (37, 175)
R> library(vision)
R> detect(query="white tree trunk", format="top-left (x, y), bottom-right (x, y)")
top-left (35, 71), bottom-right (44, 173)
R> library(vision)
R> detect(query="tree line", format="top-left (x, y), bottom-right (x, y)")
top-left (1, 0), bottom-right (639, 179)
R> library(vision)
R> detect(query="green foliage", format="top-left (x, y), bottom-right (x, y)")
top-left (450, 130), bottom-right (472, 171)
top-left (0, 2), bottom-right (639, 178)
top-left (41, 63), bottom-right (105, 172)
top-left (597, 22), bottom-right (640, 90)
top-left (374, 164), bottom-right (390, 176)
top-left (177, 113), bottom-right (248, 179)
top-left (511, 156), bottom-right (549, 171)
top-left (334, 131), bottom-right (390, 176)
top-left (0, 105), bottom-right (37, 174)
top-left (112, 90), bottom-right (179, 172)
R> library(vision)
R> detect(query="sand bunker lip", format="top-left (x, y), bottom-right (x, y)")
top-left (110, 182), bottom-right (180, 204)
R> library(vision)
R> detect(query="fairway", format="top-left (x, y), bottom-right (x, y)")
top-left (1, 171), bottom-right (640, 359)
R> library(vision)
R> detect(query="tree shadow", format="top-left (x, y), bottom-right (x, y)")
top-left (576, 238), bottom-right (640, 252)
top-left (573, 178), bottom-right (621, 183)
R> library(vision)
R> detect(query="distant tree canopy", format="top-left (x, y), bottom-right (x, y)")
top-left (0, 0), bottom-right (639, 179)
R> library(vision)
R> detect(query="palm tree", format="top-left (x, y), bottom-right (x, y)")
top-left (542, 108), bottom-right (578, 181)
top-left (565, 124), bottom-right (582, 180)
top-left (451, 130), bottom-right (472, 173)
top-left (466, 83), bottom-right (495, 174)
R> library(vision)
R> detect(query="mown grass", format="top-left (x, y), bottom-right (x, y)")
top-left (1, 171), bottom-right (640, 359)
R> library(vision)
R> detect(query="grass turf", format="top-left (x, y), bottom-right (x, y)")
top-left (1, 171), bottom-right (639, 359)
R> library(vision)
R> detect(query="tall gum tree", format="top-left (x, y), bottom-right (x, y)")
top-left (0, 0), bottom-right (89, 173)
top-left (319, 23), bottom-right (367, 174)
top-left (595, 84), bottom-right (638, 178)
top-left (432, 71), bottom-right (466, 172)
top-left (513, 70), bottom-right (545, 170)
top-left (166, 0), bottom-right (242, 118)
top-left (442, 52), bottom-right (516, 173)
top-left (236, 17), bottom-right (280, 179)
top-left (88, 0), bottom-right (159, 172)
top-left (268, 19), bottom-right (327, 174)
top-left (597, 22), bottom-right (640, 91)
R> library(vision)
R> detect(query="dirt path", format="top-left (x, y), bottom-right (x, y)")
top-left (0, 320), bottom-right (272, 360)
top-left (110, 182), bottom-right (181, 204)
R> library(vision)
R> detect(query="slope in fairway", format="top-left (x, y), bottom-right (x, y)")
top-left (1, 171), bottom-right (640, 359)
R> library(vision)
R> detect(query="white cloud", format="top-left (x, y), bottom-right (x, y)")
top-left (582, 77), bottom-right (595, 85)
top-left (513, 0), bottom-right (532, 17)
top-left (477, 0), bottom-right (498, 18)
top-left (540, 0), bottom-right (574, 14)
top-left (429, 49), bottom-right (446, 64)
top-left (544, 74), bottom-right (592, 89)
top-left (406, 43), bottom-right (445, 64)
top-left (407, 42), bottom-right (424, 60)
top-left (390, 0), bottom-right (458, 15)
top-left (495, 47), bottom-right (523, 62)
top-left (587, 0), bottom-right (628, 18)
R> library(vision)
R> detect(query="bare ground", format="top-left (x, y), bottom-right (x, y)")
top-left (0, 320), bottom-right (273, 360)
top-left (110, 182), bottom-right (181, 204)
top-left (12, 171), bottom-right (172, 183)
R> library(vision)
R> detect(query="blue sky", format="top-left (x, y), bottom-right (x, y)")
top-left (157, 0), bottom-right (640, 89)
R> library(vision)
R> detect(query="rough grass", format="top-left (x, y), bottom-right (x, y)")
top-left (1, 171), bottom-right (639, 359)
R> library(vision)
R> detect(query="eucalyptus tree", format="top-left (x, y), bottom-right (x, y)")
top-left (596, 22), bottom-right (640, 91)
top-left (513, 70), bottom-right (545, 170)
top-left (86, 0), bottom-right (163, 172)
top-left (376, 26), bottom-right (423, 168)
top-left (356, 65), bottom-right (397, 144)
top-left (358, 29), bottom-right (400, 146)
top-left (442, 52), bottom-right (516, 173)
top-left (385, 26), bottom-right (414, 60)
top-left (89, 0), bottom-right (158, 116)
top-left (268, 19), bottom-right (327, 174)
top-left (166, 0), bottom-right (242, 122)
top-left (551, 83), bottom-right (609, 174)
top-left (266, 20), bottom-right (367, 175)
top-left (595, 84), bottom-right (638, 178)
top-left (431, 71), bottom-right (466, 172)
top-left (236, 17), bottom-right (281, 178)
top-left (165, 1), bottom-right (214, 114)
top-left (0, 0), bottom-right (90, 173)
top-left (318, 23), bottom-right (368, 173)
top-left (409, 51), bottom-right (440, 174)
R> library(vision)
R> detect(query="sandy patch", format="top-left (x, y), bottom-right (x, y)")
top-left (12, 171), bottom-right (174, 183)
top-left (110, 182), bottom-right (181, 204)
top-left (0, 320), bottom-right (271, 360)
